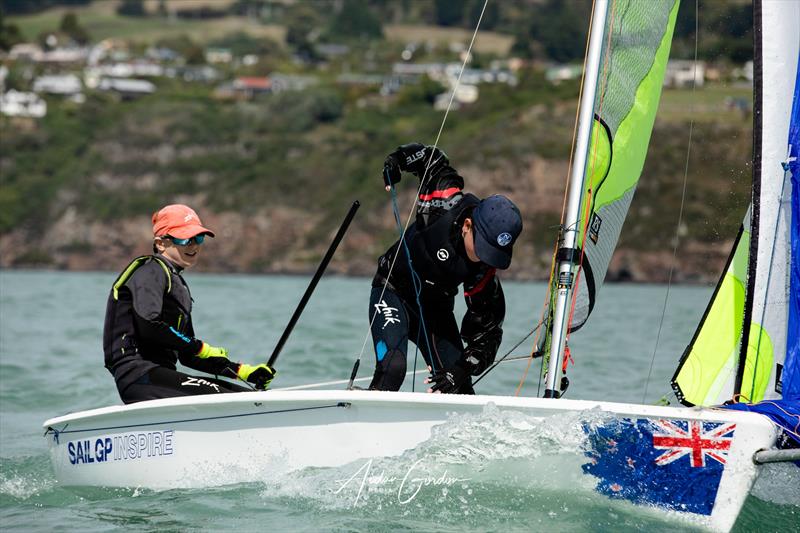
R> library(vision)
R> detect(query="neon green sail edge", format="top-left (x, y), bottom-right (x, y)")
top-left (673, 226), bottom-right (750, 405)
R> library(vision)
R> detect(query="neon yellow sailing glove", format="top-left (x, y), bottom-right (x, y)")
top-left (237, 363), bottom-right (276, 390)
top-left (197, 342), bottom-right (229, 359)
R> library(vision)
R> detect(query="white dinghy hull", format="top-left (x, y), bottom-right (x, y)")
top-left (44, 390), bottom-right (776, 531)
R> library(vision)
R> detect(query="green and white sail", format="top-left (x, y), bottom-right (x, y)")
top-left (568, 0), bottom-right (680, 331)
top-left (672, 0), bottom-right (799, 406)
top-left (544, 0), bottom-right (679, 395)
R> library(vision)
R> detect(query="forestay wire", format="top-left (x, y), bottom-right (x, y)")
top-left (349, 0), bottom-right (491, 386)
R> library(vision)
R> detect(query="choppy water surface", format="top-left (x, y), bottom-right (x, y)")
top-left (1, 271), bottom-right (798, 531)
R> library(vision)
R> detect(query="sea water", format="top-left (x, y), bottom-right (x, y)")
top-left (0, 271), bottom-right (797, 531)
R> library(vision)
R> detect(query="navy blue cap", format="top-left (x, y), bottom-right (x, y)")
top-left (472, 195), bottom-right (522, 270)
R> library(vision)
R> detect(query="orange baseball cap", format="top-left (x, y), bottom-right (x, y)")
top-left (152, 204), bottom-right (215, 239)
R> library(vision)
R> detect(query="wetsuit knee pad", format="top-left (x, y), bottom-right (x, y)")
top-left (370, 349), bottom-right (406, 391)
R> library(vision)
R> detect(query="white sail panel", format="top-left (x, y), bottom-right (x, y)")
top-left (737, 0), bottom-right (799, 402)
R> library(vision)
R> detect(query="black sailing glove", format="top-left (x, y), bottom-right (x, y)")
top-left (237, 363), bottom-right (277, 390)
top-left (383, 154), bottom-right (402, 188)
top-left (384, 143), bottom-right (449, 186)
top-left (426, 360), bottom-right (473, 394)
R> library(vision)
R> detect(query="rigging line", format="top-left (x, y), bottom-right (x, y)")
top-left (521, 0), bottom-right (598, 398)
top-left (748, 161), bottom-right (790, 399)
top-left (278, 353), bottom-right (537, 391)
top-left (520, 0), bottom-right (618, 395)
top-left (474, 320), bottom-right (543, 387)
top-left (517, 256), bottom-right (556, 397)
top-left (390, 182), bottom-right (433, 373)
top-left (45, 404), bottom-right (348, 434)
top-left (642, 0), bottom-right (698, 404)
top-left (353, 0), bottom-right (489, 374)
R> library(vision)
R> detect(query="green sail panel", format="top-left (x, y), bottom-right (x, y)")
top-left (672, 209), bottom-right (751, 406)
top-left (570, 0), bottom-right (680, 331)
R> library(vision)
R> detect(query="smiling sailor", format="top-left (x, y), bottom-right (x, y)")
top-left (103, 204), bottom-right (276, 404)
top-left (369, 143), bottom-right (523, 394)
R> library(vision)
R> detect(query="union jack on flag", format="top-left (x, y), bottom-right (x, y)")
top-left (652, 420), bottom-right (736, 468)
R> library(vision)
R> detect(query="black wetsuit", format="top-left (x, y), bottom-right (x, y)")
top-left (103, 254), bottom-right (248, 404)
top-left (369, 164), bottom-right (505, 393)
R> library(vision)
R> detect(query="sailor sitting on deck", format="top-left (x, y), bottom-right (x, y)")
top-left (103, 204), bottom-right (275, 404)
top-left (370, 143), bottom-right (522, 394)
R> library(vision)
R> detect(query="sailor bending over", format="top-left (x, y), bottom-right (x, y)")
top-left (370, 143), bottom-right (522, 394)
top-left (103, 204), bottom-right (275, 404)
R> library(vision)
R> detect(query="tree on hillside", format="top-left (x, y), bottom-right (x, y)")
top-left (1, 0), bottom-right (90, 15)
top-left (466, 0), bottom-right (499, 31)
top-left (512, 0), bottom-right (589, 62)
top-left (285, 3), bottom-right (323, 60)
top-left (155, 34), bottom-right (204, 64)
top-left (0, 8), bottom-right (24, 50)
top-left (59, 12), bottom-right (89, 44)
top-left (328, 0), bottom-right (382, 41)
top-left (434, 0), bottom-right (462, 26)
top-left (117, 0), bottom-right (146, 17)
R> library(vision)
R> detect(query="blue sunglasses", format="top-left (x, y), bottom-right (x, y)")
top-left (166, 234), bottom-right (206, 246)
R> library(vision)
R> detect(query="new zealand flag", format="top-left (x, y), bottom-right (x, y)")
top-left (582, 418), bottom-right (736, 516)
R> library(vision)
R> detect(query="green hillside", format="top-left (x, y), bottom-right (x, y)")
top-left (0, 0), bottom-right (756, 281)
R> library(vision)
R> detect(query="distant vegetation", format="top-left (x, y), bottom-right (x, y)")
top-left (0, 0), bottom-right (756, 279)
top-left (3, 0), bottom-right (755, 62)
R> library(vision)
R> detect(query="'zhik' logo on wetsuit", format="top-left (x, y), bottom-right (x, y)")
top-left (181, 377), bottom-right (221, 392)
top-left (374, 300), bottom-right (400, 329)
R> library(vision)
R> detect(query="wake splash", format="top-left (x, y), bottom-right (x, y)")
top-left (0, 455), bottom-right (57, 501)
top-left (751, 462), bottom-right (800, 506)
top-left (256, 405), bottom-right (697, 530)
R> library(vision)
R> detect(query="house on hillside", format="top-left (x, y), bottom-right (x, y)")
top-left (392, 62), bottom-right (516, 90)
top-left (40, 47), bottom-right (90, 65)
top-left (664, 60), bottom-right (705, 88)
top-left (1, 90), bottom-right (47, 118)
top-left (146, 46), bottom-right (181, 63)
top-left (8, 43), bottom-right (44, 62)
top-left (214, 76), bottom-right (272, 100)
top-left (85, 62), bottom-right (164, 83)
top-left (270, 73), bottom-right (317, 93)
top-left (33, 74), bottom-right (82, 96)
top-left (97, 78), bottom-right (156, 98)
top-left (434, 84), bottom-right (478, 111)
top-left (205, 47), bottom-right (233, 64)
top-left (166, 65), bottom-right (220, 83)
top-left (545, 64), bottom-right (582, 84)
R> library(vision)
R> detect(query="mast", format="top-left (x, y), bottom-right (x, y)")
top-left (544, 0), bottom-right (609, 398)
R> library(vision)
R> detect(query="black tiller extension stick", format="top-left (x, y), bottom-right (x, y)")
top-left (268, 200), bottom-right (360, 368)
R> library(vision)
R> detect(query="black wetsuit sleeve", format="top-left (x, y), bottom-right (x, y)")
top-left (460, 268), bottom-right (505, 374)
top-left (415, 164), bottom-right (465, 228)
top-left (128, 264), bottom-right (203, 356)
top-left (178, 316), bottom-right (240, 378)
